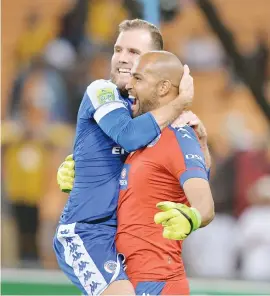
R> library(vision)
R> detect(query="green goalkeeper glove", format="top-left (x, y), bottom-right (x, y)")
top-left (57, 154), bottom-right (75, 193)
top-left (154, 201), bottom-right (201, 240)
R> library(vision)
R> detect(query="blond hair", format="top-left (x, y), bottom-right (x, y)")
top-left (118, 19), bottom-right (163, 50)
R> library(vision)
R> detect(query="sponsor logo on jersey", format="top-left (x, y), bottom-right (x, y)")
top-left (185, 154), bottom-right (203, 162)
top-left (104, 260), bottom-right (117, 273)
top-left (121, 168), bottom-right (127, 179)
top-left (147, 135), bottom-right (161, 147)
top-left (119, 164), bottom-right (130, 189)
top-left (112, 146), bottom-right (126, 155)
top-left (97, 88), bottom-right (115, 104)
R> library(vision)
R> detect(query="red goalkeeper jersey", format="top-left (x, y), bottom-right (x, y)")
top-left (116, 125), bottom-right (209, 282)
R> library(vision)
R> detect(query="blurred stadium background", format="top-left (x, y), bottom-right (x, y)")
top-left (1, 0), bottom-right (270, 294)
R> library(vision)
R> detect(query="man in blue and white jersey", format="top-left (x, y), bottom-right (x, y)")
top-left (53, 19), bottom-right (194, 295)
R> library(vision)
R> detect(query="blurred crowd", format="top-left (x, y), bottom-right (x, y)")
top-left (1, 0), bottom-right (270, 282)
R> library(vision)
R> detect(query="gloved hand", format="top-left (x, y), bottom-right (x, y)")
top-left (57, 154), bottom-right (75, 193)
top-left (154, 201), bottom-right (201, 240)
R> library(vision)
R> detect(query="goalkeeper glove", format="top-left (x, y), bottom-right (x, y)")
top-left (154, 201), bottom-right (201, 240)
top-left (57, 154), bottom-right (75, 193)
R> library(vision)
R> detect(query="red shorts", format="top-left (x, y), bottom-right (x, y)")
top-left (132, 278), bottom-right (190, 295)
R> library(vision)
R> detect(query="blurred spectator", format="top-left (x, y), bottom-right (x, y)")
top-left (86, 0), bottom-right (129, 45)
top-left (123, 0), bottom-right (143, 19)
top-left (58, 0), bottom-right (88, 52)
top-left (10, 38), bottom-right (77, 123)
top-left (237, 175), bottom-right (270, 281)
top-left (2, 75), bottom-right (74, 268)
top-left (160, 0), bottom-right (180, 23)
top-left (224, 30), bottom-right (269, 92)
top-left (15, 10), bottom-right (57, 68)
top-left (66, 47), bottom-right (112, 122)
top-left (181, 30), bottom-right (224, 72)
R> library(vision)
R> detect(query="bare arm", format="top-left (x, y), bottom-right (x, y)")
top-left (183, 178), bottom-right (215, 227)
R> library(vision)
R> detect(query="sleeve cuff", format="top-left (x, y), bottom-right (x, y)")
top-left (180, 169), bottom-right (208, 187)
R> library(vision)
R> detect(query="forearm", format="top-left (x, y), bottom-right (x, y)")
top-left (150, 97), bottom-right (187, 131)
top-left (198, 204), bottom-right (215, 228)
top-left (184, 178), bottom-right (215, 228)
top-left (192, 198), bottom-right (215, 228)
top-left (99, 108), bottom-right (160, 152)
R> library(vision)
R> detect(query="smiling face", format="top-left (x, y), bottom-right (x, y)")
top-left (126, 51), bottom-right (184, 118)
top-left (126, 57), bottom-right (160, 117)
top-left (110, 29), bottom-right (155, 96)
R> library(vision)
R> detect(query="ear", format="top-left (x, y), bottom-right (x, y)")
top-left (158, 80), bottom-right (171, 97)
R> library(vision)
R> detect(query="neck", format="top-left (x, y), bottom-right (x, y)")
top-left (157, 93), bottom-right (178, 109)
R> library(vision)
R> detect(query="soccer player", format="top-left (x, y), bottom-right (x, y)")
top-left (53, 19), bottom-right (194, 296)
top-left (115, 50), bottom-right (215, 295)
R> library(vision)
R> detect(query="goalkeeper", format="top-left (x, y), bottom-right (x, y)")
top-left (58, 51), bottom-right (215, 295)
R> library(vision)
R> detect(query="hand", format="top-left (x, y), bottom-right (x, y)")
top-left (57, 154), bottom-right (75, 193)
top-left (172, 111), bottom-right (207, 146)
top-left (154, 201), bottom-right (201, 240)
top-left (178, 65), bottom-right (194, 110)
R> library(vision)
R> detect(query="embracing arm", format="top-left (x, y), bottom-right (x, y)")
top-left (89, 66), bottom-right (193, 152)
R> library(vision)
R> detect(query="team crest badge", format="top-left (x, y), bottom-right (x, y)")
top-left (104, 260), bottom-right (117, 273)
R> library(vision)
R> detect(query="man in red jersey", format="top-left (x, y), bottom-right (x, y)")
top-left (116, 50), bottom-right (215, 295)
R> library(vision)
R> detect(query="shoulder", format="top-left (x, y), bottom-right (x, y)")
top-left (169, 125), bottom-right (198, 142)
top-left (86, 79), bottom-right (121, 107)
top-left (169, 125), bottom-right (205, 161)
top-left (86, 79), bottom-right (117, 92)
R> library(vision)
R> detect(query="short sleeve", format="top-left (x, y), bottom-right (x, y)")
top-left (86, 79), bottom-right (127, 122)
top-left (168, 126), bottom-right (209, 186)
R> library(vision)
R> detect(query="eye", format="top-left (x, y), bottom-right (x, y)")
top-left (114, 47), bottom-right (121, 53)
top-left (130, 49), bottom-right (139, 55)
top-left (134, 76), bottom-right (141, 81)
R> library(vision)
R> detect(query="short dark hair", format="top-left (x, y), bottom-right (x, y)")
top-left (118, 19), bottom-right (163, 50)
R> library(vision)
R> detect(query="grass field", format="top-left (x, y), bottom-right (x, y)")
top-left (2, 268), bottom-right (270, 295)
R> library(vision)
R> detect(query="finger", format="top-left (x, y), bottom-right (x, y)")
top-left (163, 216), bottom-right (183, 227)
top-left (65, 154), bottom-right (73, 161)
top-left (180, 111), bottom-right (195, 123)
top-left (180, 67), bottom-right (192, 88)
top-left (189, 119), bottom-right (200, 127)
top-left (156, 201), bottom-right (177, 211)
top-left (163, 216), bottom-right (191, 234)
top-left (58, 167), bottom-right (74, 177)
top-left (180, 77), bottom-right (193, 93)
top-left (183, 64), bottom-right (190, 76)
top-left (60, 183), bottom-right (73, 191)
top-left (154, 209), bottom-right (180, 224)
top-left (63, 160), bottom-right (75, 170)
top-left (59, 175), bottom-right (74, 184)
top-left (163, 228), bottom-right (187, 240)
top-left (180, 74), bottom-right (192, 87)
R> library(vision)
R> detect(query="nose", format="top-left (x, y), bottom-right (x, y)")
top-left (119, 50), bottom-right (129, 64)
